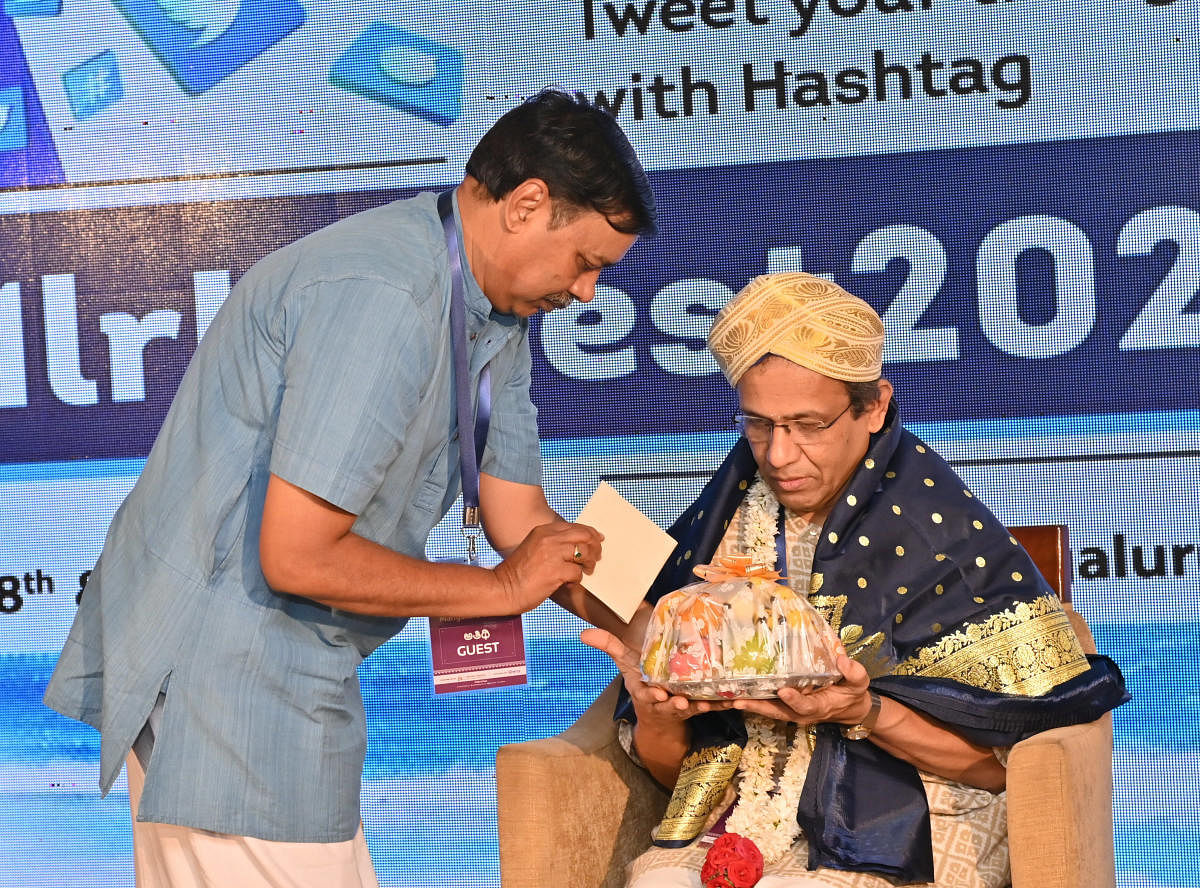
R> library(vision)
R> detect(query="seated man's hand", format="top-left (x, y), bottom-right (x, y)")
top-left (492, 521), bottom-right (602, 614)
top-left (581, 627), bottom-right (731, 723)
top-left (731, 650), bottom-right (872, 727)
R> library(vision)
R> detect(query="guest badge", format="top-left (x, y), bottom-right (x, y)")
top-left (428, 611), bottom-right (528, 695)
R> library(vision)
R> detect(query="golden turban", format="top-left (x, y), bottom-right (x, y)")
top-left (708, 272), bottom-right (884, 385)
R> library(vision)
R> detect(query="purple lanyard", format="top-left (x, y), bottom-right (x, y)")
top-left (437, 191), bottom-right (492, 564)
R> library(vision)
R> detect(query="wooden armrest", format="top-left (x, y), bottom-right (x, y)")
top-left (1008, 713), bottom-right (1115, 888)
top-left (496, 677), bottom-right (668, 888)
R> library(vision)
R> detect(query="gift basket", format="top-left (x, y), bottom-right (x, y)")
top-left (640, 555), bottom-right (841, 699)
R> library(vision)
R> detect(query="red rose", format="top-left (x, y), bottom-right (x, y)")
top-left (701, 833), bottom-right (764, 888)
top-left (700, 856), bottom-right (722, 884)
top-left (730, 835), bottom-right (761, 861)
top-left (702, 844), bottom-right (732, 871)
top-left (706, 845), bottom-right (737, 868)
top-left (727, 859), bottom-right (763, 887)
top-left (710, 833), bottom-right (748, 858)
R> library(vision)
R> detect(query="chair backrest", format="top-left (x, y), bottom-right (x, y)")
top-left (1009, 524), bottom-right (1072, 602)
top-left (1008, 524), bottom-right (1096, 653)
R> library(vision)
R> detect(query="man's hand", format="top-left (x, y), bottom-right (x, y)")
top-left (583, 626), bottom-right (729, 787)
top-left (732, 651), bottom-right (872, 726)
top-left (581, 627), bottom-right (730, 723)
top-left (735, 648), bottom-right (1008, 792)
top-left (492, 522), bottom-right (603, 614)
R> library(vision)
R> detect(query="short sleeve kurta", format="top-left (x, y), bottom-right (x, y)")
top-left (44, 191), bottom-right (542, 842)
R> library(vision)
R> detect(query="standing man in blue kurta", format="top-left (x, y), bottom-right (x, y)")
top-left (44, 89), bottom-right (657, 887)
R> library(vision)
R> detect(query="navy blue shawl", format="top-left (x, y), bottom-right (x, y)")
top-left (620, 403), bottom-right (1128, 882)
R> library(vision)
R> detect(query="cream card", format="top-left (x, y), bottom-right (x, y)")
top-left (576, 481), bottom-right (676, 623)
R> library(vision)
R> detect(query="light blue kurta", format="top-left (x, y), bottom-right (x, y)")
top-left (43, 191), bottom-right (542, 842)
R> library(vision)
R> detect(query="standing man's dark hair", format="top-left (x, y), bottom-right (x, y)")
top-left (466, 88), bottom-right (657, 237)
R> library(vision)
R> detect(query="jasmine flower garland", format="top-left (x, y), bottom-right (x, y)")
top-left (724, 477), bottom-right (813, 865)
top-left (741, 476), bottom-right (780, 568)
top-left (723, 715), bottom-right (810, 865)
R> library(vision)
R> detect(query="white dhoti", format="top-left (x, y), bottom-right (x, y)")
top-left (126, 699), bottom-right (378, 888)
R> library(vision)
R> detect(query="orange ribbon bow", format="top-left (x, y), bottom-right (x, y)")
top-left (692, 553), bottom-right (783, 582)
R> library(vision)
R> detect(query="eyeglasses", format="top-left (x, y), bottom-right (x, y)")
top-left (734, 402), bottom-right (853, 445)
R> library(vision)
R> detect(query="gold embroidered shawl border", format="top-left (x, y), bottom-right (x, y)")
top-left (892, 596), bottom-right (1090, 696)
top-left (655, 742), bottom-right (742, 844)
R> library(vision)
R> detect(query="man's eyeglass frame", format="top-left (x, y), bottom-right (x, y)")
top-left (734, 401), bottom-right (854, 445)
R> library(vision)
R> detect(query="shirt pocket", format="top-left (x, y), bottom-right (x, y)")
top-left (210, 477), bottom-right (251, 579)
top-left (409, 437), bottom-right (455, 516)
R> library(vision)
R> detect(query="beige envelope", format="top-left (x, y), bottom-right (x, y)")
top-left (576, 481), bottom-right (677, 623)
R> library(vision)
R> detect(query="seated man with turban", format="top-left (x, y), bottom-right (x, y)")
top-left (583, 272), bottom-right (1127, 888)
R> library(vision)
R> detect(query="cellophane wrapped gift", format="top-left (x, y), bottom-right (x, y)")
top-left (640, 555), bottom-right (842, 699)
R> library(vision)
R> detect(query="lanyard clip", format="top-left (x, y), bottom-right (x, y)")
top-left (462, 505), bottom-right (482, 566)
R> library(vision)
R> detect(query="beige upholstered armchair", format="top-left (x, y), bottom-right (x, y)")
top-left (495, 526), bottom-right (1115, 888)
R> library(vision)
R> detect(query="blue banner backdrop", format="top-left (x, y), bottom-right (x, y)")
top-left (1, 127), bottom-right (1197, 464)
